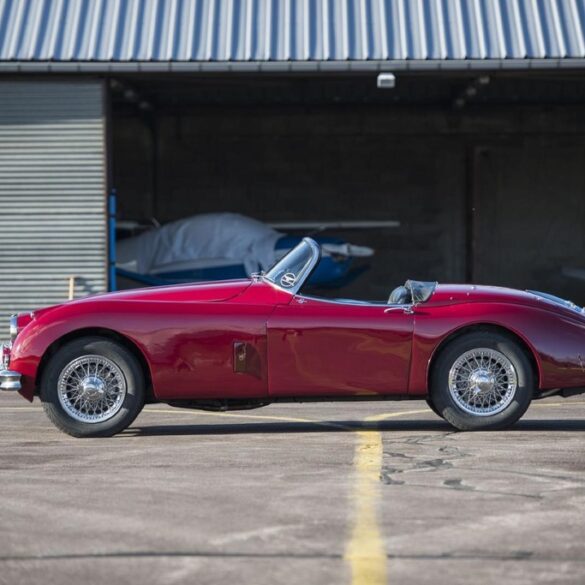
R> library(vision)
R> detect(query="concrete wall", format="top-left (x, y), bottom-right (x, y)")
top-left (112, 104), bottom-right (585, 302)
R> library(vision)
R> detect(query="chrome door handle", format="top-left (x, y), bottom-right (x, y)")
top-left (384, 306), bottom-right (414, 314)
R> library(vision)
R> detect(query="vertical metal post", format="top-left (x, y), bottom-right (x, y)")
top-left (108, 189), bottom-right (117, 292)
top-left (68, 276), bottom-right (76, 300)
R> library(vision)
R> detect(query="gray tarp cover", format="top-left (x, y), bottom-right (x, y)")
top-left (116, 213), bottom-right (282, 276)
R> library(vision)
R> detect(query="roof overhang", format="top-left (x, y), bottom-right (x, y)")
top-left (3, 58), bottom-right (585, 75)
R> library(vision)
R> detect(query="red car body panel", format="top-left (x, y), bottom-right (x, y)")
top-left (9, 280), bottom-right (585, 404)
top-left (267, 297), bottom-right (413, 396)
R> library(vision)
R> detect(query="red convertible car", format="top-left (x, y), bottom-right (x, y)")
top-left (2, 238), bottom-right (585, 437)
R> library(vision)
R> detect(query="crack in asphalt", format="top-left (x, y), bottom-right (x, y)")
top-left (377, 429), bottom-right (585, 502)
top-left (380, 432), bottom-right (466, 485)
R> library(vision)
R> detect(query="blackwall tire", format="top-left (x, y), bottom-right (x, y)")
top-left (425, 398), bottom-right (443, 418)
top-left (431, 331), bottom-right (534, 431)
top-left (40, 337), bottom-right (145, 438)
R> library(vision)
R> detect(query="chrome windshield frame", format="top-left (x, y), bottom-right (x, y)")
top-left (262, 237), bottom-right (321, 295)
top-left (405, 280), bottom-right (437, 304)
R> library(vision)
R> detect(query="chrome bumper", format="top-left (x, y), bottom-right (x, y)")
top-left (0, 369), bottom-right (21, 391)
top-left (0, 341), bottom-right (21, 391)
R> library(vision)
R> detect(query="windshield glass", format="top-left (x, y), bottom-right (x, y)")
top-left (528, 290), bottom-right (585, 313)
top-left (264, 238), bottom-right (319, 293)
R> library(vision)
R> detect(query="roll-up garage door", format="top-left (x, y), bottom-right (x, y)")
top-left (0, 80), bottom-right (107, 334)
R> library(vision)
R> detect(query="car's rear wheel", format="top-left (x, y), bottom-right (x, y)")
top-left (41, 337), bottom-right (145, 437)
top-left (431, 331), bottom-right (534, 431)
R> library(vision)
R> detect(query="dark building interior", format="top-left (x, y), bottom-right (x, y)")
top-left (110, 72), bottom-right (585, 302)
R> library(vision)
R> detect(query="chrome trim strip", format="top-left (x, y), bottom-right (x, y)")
top-left (9, 314), bottom-right (17, 343)
top-left (0, 342), bottom-right (9, 370)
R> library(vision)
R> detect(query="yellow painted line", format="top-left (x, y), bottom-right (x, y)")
top-left (145, 407), bottom-right (352, 430)
top-left (0, 406), bottom-right (43, 411)
top-left (149, 405), bottom-right (432, 585)
top-left (344, 409), bottom-right (427, 585)
top-left (532, 401), bottom-right (585, 408)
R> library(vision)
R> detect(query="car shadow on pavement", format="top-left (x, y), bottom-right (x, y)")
top-left (123, 418), bottom-right (585, 437)
top-left (125, 419), bottom-right (450, 436)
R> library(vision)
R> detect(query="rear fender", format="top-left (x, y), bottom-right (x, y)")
top-left (408, 302), bottom-right (585, 395)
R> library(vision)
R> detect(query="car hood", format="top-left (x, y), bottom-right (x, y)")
top-left (64, 279), bottom-right (253, 306)
top-left (430, 284), bottom-right (585, 317)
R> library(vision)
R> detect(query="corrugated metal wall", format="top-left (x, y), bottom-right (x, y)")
top-left (0, 80), bottom-right (107, 333)
top-left (0, 0), bottom-right (584, 65)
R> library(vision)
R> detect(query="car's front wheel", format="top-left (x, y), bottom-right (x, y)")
top-left (431, 331), bottom-right (534, 431)
top-left (40, 337), bottom-right (145, 437)
top-left (425, 398), bottom-right (443, 418)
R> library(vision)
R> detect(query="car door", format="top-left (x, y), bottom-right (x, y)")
top-left (267, 295), bottom-right (414, 397)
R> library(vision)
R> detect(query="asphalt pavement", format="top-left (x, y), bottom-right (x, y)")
top-left (1, 393), bottom-right (585, 585)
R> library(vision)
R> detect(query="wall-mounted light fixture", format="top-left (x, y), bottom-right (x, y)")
top-left (377, 72), bottom-right (396, 89)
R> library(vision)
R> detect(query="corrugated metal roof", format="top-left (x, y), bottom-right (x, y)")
top-left (1, 0), bottom-right (585, 72)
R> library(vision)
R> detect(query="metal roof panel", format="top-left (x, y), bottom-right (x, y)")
top-left (1, 0), bottom-right (584, 68)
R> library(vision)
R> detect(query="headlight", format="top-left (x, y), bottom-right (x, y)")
top-left (9, 313), bottom-right (34, 343)
top-left (9, 314), bottom-right (17, 343)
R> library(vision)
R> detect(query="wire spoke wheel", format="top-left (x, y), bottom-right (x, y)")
top-left (448, 347), bottom-right (517, 416)
top-left (57, 355), bottom-right (127, 423)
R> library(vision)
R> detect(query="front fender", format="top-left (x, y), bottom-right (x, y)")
top-left (10, 302), bottom-right (152, 401)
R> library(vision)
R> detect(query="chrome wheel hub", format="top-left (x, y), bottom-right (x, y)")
top-left (468, 369), bottom-right (496, 394)
top-left (57, 355), bottom-right (126, 423)
top-left (80, 375), bottom-right (106, 398)
top-left (448, 348), bottom-right (517, 416)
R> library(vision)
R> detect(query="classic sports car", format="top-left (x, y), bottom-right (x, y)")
top-left (2, 238), bottom-right (585, 437)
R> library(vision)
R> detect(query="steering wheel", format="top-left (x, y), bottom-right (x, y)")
top-left (388, 285), bottom-right (411, 305)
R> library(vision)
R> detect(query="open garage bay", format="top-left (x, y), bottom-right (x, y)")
top-left (1, 395), bottom-right (585, 585)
